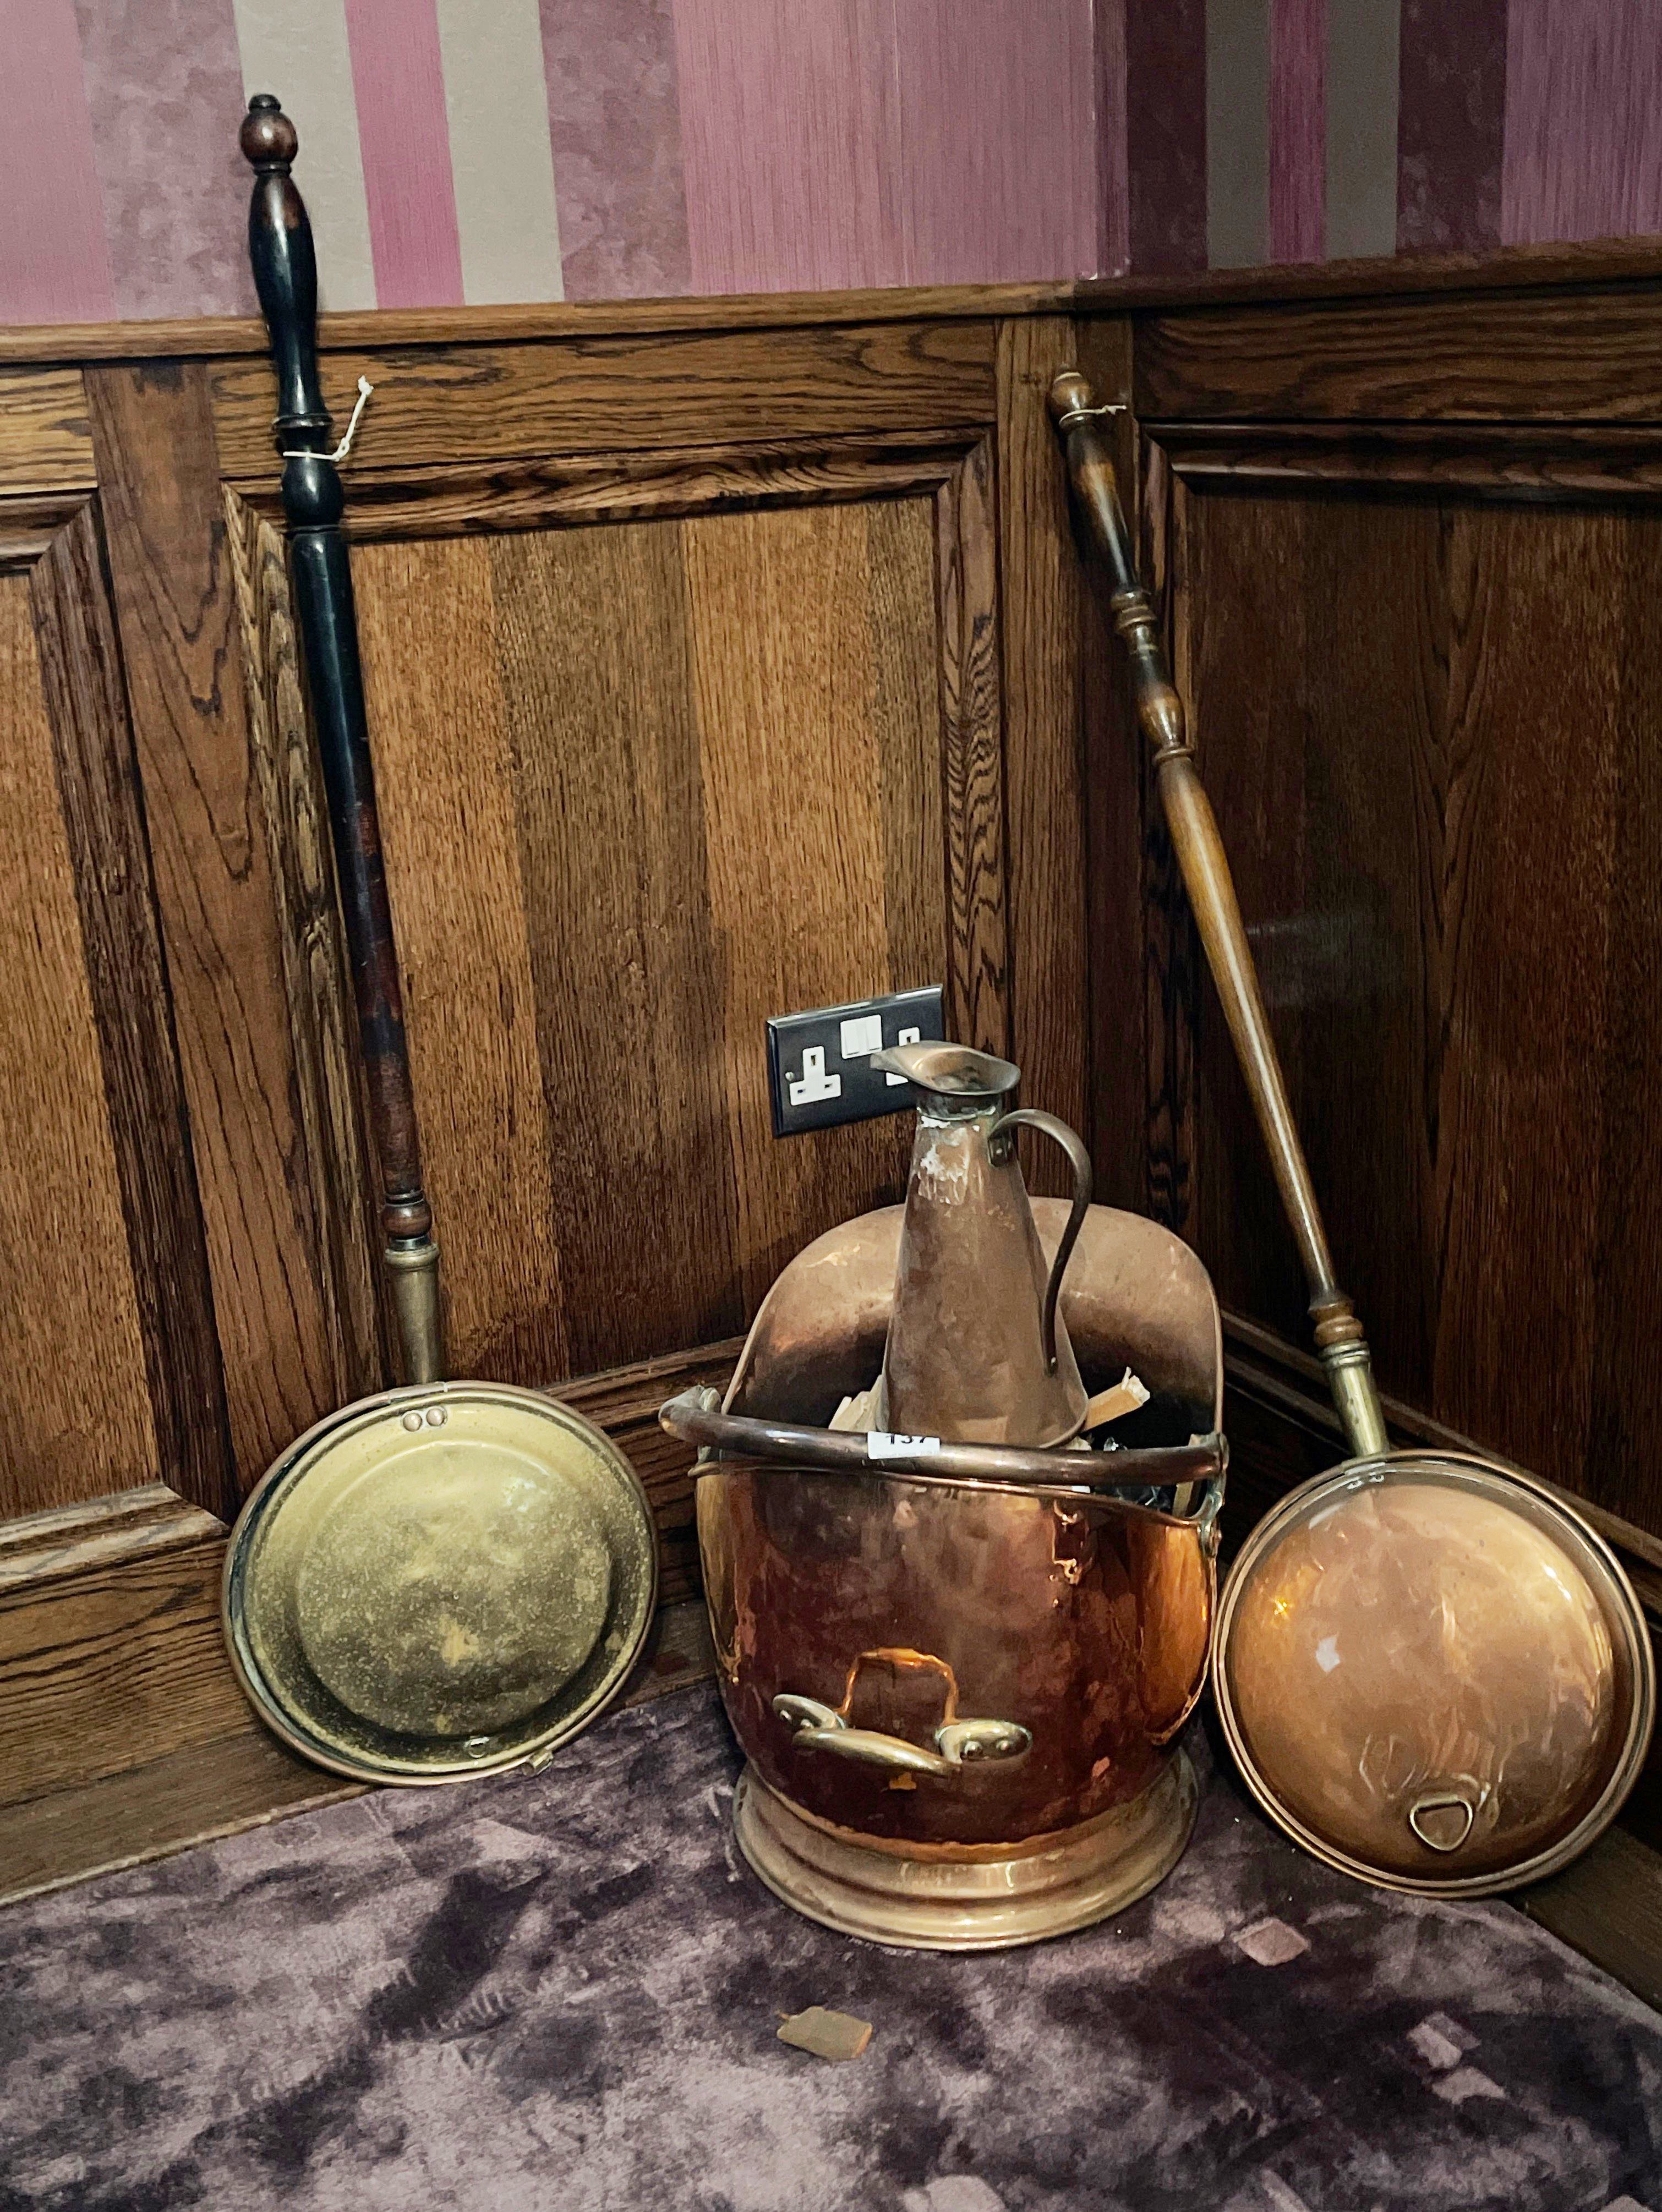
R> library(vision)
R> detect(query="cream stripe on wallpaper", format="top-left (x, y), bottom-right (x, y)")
top-left (1206, 0), bottom-right (1269, 270)
top-left (436, 0), bottom-right (564, 304)
top-left (231, 0), bottom-right (378, 311)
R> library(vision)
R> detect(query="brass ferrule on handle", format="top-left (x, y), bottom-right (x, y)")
top-left (1048, 369), bottom-right (1388, 1461)
top-left (384, 1238), bottom-right (443, 1387)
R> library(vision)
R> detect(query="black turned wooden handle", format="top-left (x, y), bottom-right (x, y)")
top-left (241, 95), bottom-right (442, 1385)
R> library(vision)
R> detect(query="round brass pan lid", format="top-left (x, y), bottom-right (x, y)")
top-left (1213, 1452), bottom-right (1655, 1896)
top-left (224, 1383), bottom-right (658, 1784)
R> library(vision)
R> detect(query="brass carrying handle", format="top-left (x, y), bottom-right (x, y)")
top-left (990, 1109), bottom-right (1092, 1377)
top-left (1048, 370), bottom-right (1387, 1460)
top-left (660, 1388), bottom-right (1226, 1512)
top-left (773, 1694), bottom-right (1030, 1778)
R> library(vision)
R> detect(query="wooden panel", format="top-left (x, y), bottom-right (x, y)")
top-left (685, 500), bottom-right (937, 1316)
top-left (1136, 282), bottom-right (1662, 423)
top-left (0, 1534), bottom-right (245, 1811)
top-left (1161, 421), bottom-right (1662, 500)
top-left (224, 497), bottom-right (386, 1412)
top-left (210, 321), bottom-right (997, 479)
top-left (490, 518), bottom-right (735, 1372)
top-left (1165, 450), bottom-right (1662, 1534)
top-left (86, 364), bottom-right (346, 1496)
top-left (356, 533), bottom-right (571, 1384)
top-left (0, 1484), bottom-right (220, 1595)
top-left (241, 433), bottom-right (968, 541)
top-left (0, 563), bottom-right (158, 1518)
top-left (351, 473), bottom-right (955, 1375)
top-left (934, 438), bottom-right (1007, 1054)
top-left (997, 317), bottom-right (1091, 1185)
top-left (0, 369), bottom-right (94, 494)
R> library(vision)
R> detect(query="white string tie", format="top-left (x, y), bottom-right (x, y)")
top-left (281, 376), bottom-right (374, 464)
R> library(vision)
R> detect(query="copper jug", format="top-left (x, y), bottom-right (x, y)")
top-left (871, 1043), bottom-right (1091, 1448)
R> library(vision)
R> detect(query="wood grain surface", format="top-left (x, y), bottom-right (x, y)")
top-left (1160, 421), bottom-right (1662, 500)
top-left (1137, 281), bottom-right (1662, 422)
top-left (210, 321), bottom-right (997, 479)
top-left (685, 500), bottom-right (932, 1316)
top-left (0, 1483), bottom-right (221, 1595)
top-left (346, 459), bottom-right (967, 1379)
top-left (0, 556), bottom-right (160, 1519)
top-left (86, 364), bottom-right (345, 1497)
top-left (225, 496), bottom-right (387, 1415)
top-left (934, 437), bottom-right (1009, 1055)
top-left (1162, 441), bottom-right (1662, 1533)
top-left (996, 317), bottom-right (1092, 1186)
top-left (355, 532), bottom-right (572, 1386)
top-left (12, 236), bottom-right (1662, 370)
top-left (0, 369), bottom-right (94, 494)
top-left (228, 434), bottom-right (971, 541)
top-left (0, 1534), bottom-right (247, 1810)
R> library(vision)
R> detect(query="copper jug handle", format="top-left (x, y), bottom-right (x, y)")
top-left (989, 1109), bottom-right (1092, 1378)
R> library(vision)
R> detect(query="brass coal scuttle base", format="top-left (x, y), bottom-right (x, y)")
top-left (732, 1754), bottom-right (1199, 1952)
top-left (673, 1198), bottom-right (1226, 1952)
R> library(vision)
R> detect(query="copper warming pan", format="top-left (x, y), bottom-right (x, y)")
top-left (676, 1199), bottom-right (1226, 1948)
top-left (1048, 371), bottom-right (1655, 1900)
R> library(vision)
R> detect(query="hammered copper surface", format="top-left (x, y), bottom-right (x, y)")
top-left (1217, 1456), bottom-right (1655, 1890)
top-left (729, 1199), bottom-right (1221, 1429)
top-left (874, 1044), bottom-right (1089, 1449)
top-left (699, 1200), bottom-right (1223, 1855)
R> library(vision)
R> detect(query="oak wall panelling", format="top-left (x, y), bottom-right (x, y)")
top-left (0, 389), bottom-right (232, 1531)
top-left (3, 260), bottom-right (1662, 1927)
top-left (1132, 274), bottom-right (1662, 1545)
top-left (0, 293), bottom-right (1097, 1893)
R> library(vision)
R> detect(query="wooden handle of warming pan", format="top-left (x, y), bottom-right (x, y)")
top-left (1048, 370), bottom-right (1387, 1460)
top-left (241, 96), bottom-right (443, 1385)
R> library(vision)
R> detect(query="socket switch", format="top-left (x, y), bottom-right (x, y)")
top-left (766, 986), bottom-right (945, 1137)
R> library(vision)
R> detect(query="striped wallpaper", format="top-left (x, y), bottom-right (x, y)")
top-left (0, 0), bottom-right (1658, 325)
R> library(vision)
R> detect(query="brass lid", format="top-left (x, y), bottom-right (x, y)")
top-left (223, 1382), bottom-right (658, 1784)
top-left (1213, 1452), bottom-right (1655, 1895)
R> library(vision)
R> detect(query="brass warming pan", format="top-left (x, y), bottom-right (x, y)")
top-left (220, 101), bottom-right (657, 1784)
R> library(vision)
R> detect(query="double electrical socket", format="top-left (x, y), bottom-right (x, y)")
top-left (766, 986), bottom-right (945, 1137)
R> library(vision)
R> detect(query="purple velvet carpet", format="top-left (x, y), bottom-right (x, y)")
top-left (0, 1684), bottom-right (1657, 2211)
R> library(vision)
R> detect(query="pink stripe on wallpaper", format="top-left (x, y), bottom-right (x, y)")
top-left (1397, 0), bottom-right (1506, 253)
top-left (892, 0), bottom-right (1096, 286)
top-left (674, 0), bottom-right (902, 295)
top-left (1269, 0), bottom-right (1325, 262)
top-left (0, 0), bottom-right (114, 323)
top-left (1125, 0), bottom-right (1207, 275)
top-left (74, 0), bottom-right (253, 321)
top-left (1095, 0), bottom-right (1131, 277)
top-left (540, 0), bottom-right (691, 300)
top-left (343, 0), bottom-right (463, 308)
top-left (1502, 0), bottom-right (1662, 245)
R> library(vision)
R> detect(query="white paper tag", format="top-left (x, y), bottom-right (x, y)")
top-left (865, 1431), bottom-right (942, 1460)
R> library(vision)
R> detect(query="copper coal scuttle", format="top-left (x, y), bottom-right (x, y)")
top-left (662, 1044), bottom-right (1229, 1950)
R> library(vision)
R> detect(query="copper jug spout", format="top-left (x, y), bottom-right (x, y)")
top-left (872, 1043), bottom-right (1091, 1449)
